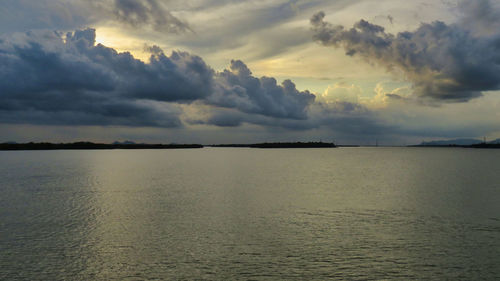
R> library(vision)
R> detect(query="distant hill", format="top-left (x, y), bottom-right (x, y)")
top-left (419, 138), bottom-right (500, 146)
top-left (420, 139), bottom-right (482, 146)
top-left (488, 138), bottom-right (500, 144)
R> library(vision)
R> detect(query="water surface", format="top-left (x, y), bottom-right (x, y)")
top-left (1, 148), bottom-right (499, 280)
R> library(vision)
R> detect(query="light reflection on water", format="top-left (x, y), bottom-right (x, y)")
top-left (1, 148), bottom-right (500, 280)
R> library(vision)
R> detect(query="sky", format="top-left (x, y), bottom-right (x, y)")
top-left (1, 0), bottom-right (500, 145)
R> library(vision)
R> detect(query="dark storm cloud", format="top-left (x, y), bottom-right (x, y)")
top-left (0, 28), bottom-right (210, 126)
top-left (112, 0), bottom-right (191, 33)
top-left (0, 28), bottom-right (318, 127)
top-left (211, 60), bottom-right (316, 120)
top-left (0, 99), bottom-right (183, 127)
top-left (311, 7), bottom-right (500, 102)
top-left (0, 29), bottom-right (213, 100)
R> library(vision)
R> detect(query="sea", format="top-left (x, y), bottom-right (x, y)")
top-left (1, 147), bottom-right (499, 280)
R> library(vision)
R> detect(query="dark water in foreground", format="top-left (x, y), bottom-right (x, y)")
top-left (1, 147), bottom-right (499, 280)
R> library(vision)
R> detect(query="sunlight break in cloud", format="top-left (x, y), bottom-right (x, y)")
top-left (0, 29), bottom-right (317, 128)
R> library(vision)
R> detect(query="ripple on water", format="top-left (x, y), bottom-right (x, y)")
top-left (1, 148), bottom-right (500, 280)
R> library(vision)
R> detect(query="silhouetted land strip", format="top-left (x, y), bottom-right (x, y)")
top-left (5, 142), bottom-right (498, 151)
top-left (470, 143), bottom-right (500, 148)
top-left (252, 142), bottom-right (336, 148)
top-left (0, 142), bottom-right (203, 150)
top-left (409, 143), bottom-right (500, 149)
top-left (211, 142), bottom-right (336, 148)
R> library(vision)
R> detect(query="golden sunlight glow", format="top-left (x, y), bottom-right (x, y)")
top-left (94, 27), bottom-right (152, 62)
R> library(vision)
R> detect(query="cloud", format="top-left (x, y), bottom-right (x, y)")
top-left (0, 28), bottom-right (211, 126)
top-left (320, 82), bottom-right (362, 104)
top-left (0, 28), bottom-right (319, 128)
top-left (169, 0), bottom-right (340, 60)
top-left (310, 6), bottom-right (500, 102)
top-left (4, 27), bottom-right (497, 142)
top-left (457, 0), bottom-right (500, 36)
top-left (210, 60), bottom-right (316, 119)
top-left (187, 96), bottom-right (394, 136)
top-left (0, 0), bottom-right (90, 33)
top-left (112, 0), bottom-right (191, 33)
top-left (0, 0), bottom-right (191, 35)
top-left (0, 28), bottom-right (214, 103)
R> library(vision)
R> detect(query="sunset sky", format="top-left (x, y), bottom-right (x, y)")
top-left (1, 0), bottom-right (500, 144)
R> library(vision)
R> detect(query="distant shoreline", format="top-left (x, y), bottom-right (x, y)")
top-left (0, 141), bottom-right (337, 150)
top-left (0, 142), bottom-right (203, 151)
top-left (409, 143), bottom-right (500, 149)
top-left (1, 141), bottom-right (499, 151)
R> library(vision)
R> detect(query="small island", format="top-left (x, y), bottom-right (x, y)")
top-left (211, 142), bottom-right (337, 148)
